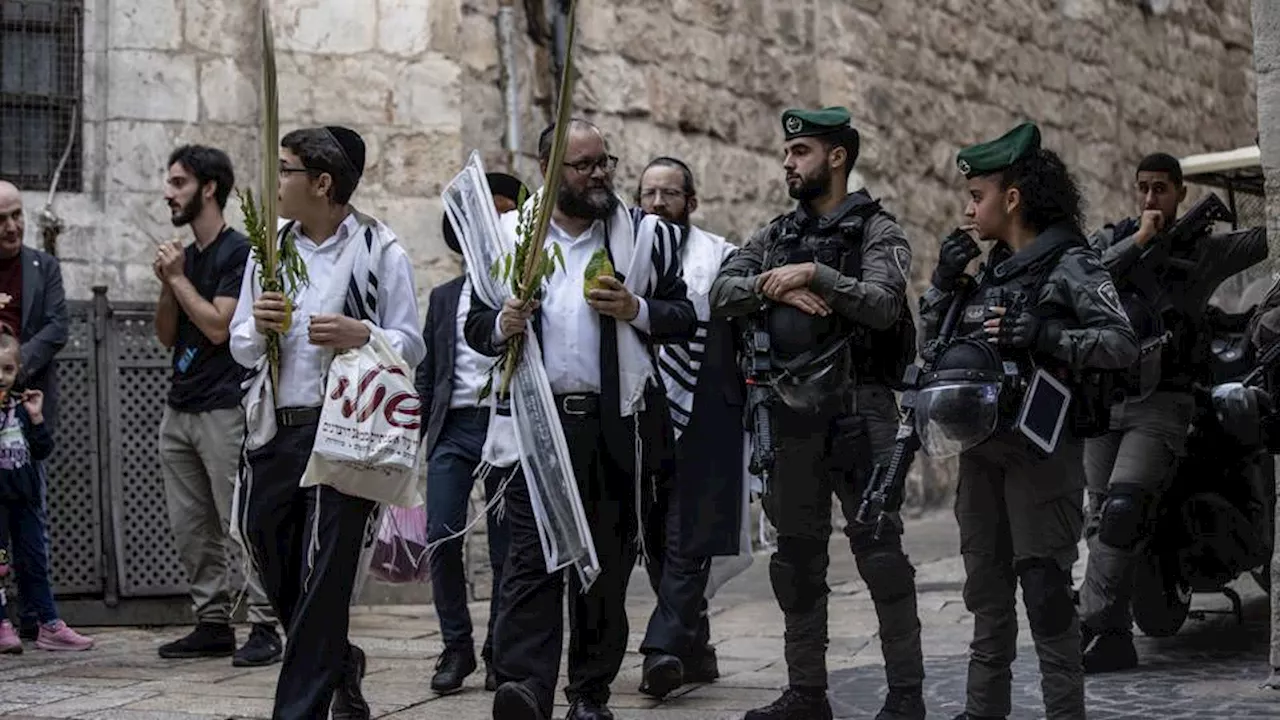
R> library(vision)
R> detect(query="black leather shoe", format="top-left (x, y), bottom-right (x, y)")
top-left (232, 623), bottom-right (281, 667)
top-left (485, 664), bottom-right (498, 692)
top-left (875, 687), bottom-right (926, 720)
top-left (492, 681), bottom-right (545, 720)
top-left (638, 653), bottom-right (683, 698)
top-left (683, 647), bottom-right (720, 683)
top-left (744, 687), bottom-right (832, 720)
top-left (1082, 631), bottom-right (1138, 674)
top-left (566, 697), bottom-right (614, 720)
top-left (158, 622), bottom-right (236, 659)
top-left (331, 644), bottom-right (371, 720)
top-left (431, 647), bottom-right (477, 694)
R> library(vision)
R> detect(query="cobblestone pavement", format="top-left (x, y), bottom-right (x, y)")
top-left (1, 511), bottom-right (1277, 719)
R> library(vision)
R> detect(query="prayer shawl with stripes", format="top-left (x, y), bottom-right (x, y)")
top-left (657, 225), bottom-right (737, 439)
top-left (234, 210), bottom-right (394, 601)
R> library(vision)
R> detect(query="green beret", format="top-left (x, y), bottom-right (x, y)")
top-left (956, 121), bottom-right (1042, 178)
top-left (781, 107), bottom-right (852, 141)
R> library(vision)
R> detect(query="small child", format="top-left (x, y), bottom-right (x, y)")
top-left (0, 332), bottom-right (92, 653)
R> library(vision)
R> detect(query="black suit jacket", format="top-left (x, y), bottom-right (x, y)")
top-left (414, 276), bottom-right (467, 458)
top-left (463, 217), bottom-right (696, 478)
top-left (18, 247), bottom-right (69, 434)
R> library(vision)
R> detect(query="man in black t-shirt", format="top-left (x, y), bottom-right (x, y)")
top-left (152, 146), bottom-right (280, 667)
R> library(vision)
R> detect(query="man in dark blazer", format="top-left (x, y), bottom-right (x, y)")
top-left (631, 158), bottom-right (746, 699)
top-left (0, 180), bottom-right (70, 641)
top-left (415, 172), bottom-right (526, 696)
top-left (464, 120), bottom-right (696, 720)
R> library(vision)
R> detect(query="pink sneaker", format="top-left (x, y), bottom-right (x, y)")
top-left (35, 620), bottom-right (94, 651)
top-left (0, 620), bottom-right (22, 654)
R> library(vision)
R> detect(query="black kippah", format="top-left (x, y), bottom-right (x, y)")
top-left (323, 125), bottom-right (366, 178)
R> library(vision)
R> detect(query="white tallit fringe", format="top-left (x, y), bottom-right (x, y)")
top-left (378, 466), bottom-right (519, 572)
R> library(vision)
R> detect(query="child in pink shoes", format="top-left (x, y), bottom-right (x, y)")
top-left (0, 331), bottom-right (92, 654)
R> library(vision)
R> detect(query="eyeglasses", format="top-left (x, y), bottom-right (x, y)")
top-left (278, 162), bottom-right (312, 176)
top-left (564, 155), bottom-right (618, 174)
top-left (639, 188), bottom-right (686, 201)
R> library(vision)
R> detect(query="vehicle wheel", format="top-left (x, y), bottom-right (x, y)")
top-left (1132, 552), bottom-right (1191, 638)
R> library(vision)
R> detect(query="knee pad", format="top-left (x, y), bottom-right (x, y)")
top-left (1098, 485), bottom-right (1149, 550)
top-left (769, 536), bottom-right (830, 613)
top-left (856, 548), bottom-right (917, 604)
top-left (1016, 558), bottom-right (1075, 637)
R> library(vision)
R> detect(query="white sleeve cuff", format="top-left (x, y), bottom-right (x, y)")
top-left (628, 297), bottom-right (651, 334)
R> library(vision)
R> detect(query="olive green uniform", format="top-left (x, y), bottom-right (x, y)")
top-left (920, 239), bottom-right (1137, 719)
top-left (922, 122), bottom-right (1138, 720)
top-left (711, 204), bottom-right (924, 695)
top-left (1077, 221), bottom-right (1196, 638)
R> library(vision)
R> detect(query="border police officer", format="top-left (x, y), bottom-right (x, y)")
top-left (710, 107), bottom-right (925, 720)
top-left (917, 122), bottom-right (1138, 720)
top-left (1077, 153), bottom-right (1194, 673)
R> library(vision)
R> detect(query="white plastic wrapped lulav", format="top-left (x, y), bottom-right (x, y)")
top-left (441, 151), bottom-right (601, 589)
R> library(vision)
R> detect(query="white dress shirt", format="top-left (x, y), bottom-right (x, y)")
top-left (495, 219), bottom-right (651, 396)
top-left (449, 276), bottom-right (489, 409)
top-left (229, 213), bottom-right (427, 409)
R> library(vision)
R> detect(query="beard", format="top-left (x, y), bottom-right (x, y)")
top-left (558, 179), bottom-right (618, 221)
top-left (169, 192), bottom-right (203, 227)
top-left (787, 165), bottom-right (831, 202)
top-left (650, 206), bottom-right (689, 228)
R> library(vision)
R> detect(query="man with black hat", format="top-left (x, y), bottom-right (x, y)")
top-left (709, 107), bottom-right (925, 720)
top-left (230, 125), bottom-right (427, 720)
top-left (416, 171), bottom-right (526, 695)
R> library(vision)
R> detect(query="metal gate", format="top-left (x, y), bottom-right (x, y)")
top-left (44, 287), bottom-right (200, 601)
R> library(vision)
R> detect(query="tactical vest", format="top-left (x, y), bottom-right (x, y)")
top-left (760, 192), bottom-right (917, 394)
top-left (1107, 217), bottom-right (1207, 395)
top-left (947, 234), bottom-right (1116, 440)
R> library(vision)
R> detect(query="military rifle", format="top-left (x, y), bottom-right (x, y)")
top-left (743, 315), bottom-right (775, 496)
top-left (1135, 192), bottom-right (1235, 274)
top-left (855, 274), bottom-right (970, 539)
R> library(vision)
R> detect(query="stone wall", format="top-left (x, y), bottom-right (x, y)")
top-left (18, 0), bottom-right (467, 311)
top-left (10, 0), bottom-right (1260, 513)
top-left (461, 0), bottom-right (1259, 506)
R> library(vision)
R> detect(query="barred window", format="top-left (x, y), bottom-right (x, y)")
top-left (0, 0), bottom-right (83, 192)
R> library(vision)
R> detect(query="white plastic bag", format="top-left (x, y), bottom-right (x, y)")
top-left (241, 356), bottom-right (277, 452)
top-left (300, 327), bottom-right (424, 508)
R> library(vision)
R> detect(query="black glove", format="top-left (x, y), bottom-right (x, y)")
top-left (932, 229), bottom-right (981, 292)
top-left (997, 310), bottom-right (1060, 353)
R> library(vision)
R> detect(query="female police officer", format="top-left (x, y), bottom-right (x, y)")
top-left (916, 122), bottom-right (1137, 720)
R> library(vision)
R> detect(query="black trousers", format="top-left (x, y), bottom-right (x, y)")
top-left (239, 422), bottom-right (378, 720)
top-left (640, 474), bottom-right (712, 660)
top-left (491, 409), bottom-right (639, 715)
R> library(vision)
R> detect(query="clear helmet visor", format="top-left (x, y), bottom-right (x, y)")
top-left (914, 380), bottom-right (1001, 458)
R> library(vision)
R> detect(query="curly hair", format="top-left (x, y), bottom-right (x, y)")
top-left (998, 148), bottom-right (1086, 234)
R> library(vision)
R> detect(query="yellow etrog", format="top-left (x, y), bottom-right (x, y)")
top-left (583, 248), bottom-right (614, 299)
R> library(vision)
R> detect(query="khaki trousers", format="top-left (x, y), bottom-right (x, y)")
top-left (159, 406), bottom-right (274, 625)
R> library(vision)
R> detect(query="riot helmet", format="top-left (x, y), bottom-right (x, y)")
top-left (914, 337), bottom-right (1005, 458)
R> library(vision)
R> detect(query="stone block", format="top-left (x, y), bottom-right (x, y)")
top-left (198, 58), bottom-right (257, 125)
top-left (392, 55), bottom-right (463, 129)
top-left (457, 12), bottom-right (500, 72)
top-left (109, 0), bottom-right (181, 51)
top-left (275, 52), bottom-right (317, 125)
top-left (380, 132), bottom-right (465, 196)
top-left (274, 0), bottom-right (378, 55)
top-left (185, 1), bottom-right (254, 55)
top-left (102, 121), bottom-right (181, 194)
top-left (575, 53), bottom-right (647, 117)
top-left (307, 55), bottom-right (401, 127)
top-left (107, 51), bottom-right (199, 123)
top-left (379, 0), bottom-right (436, 57)
top-left (576, 0), bottom-right (616, 53)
